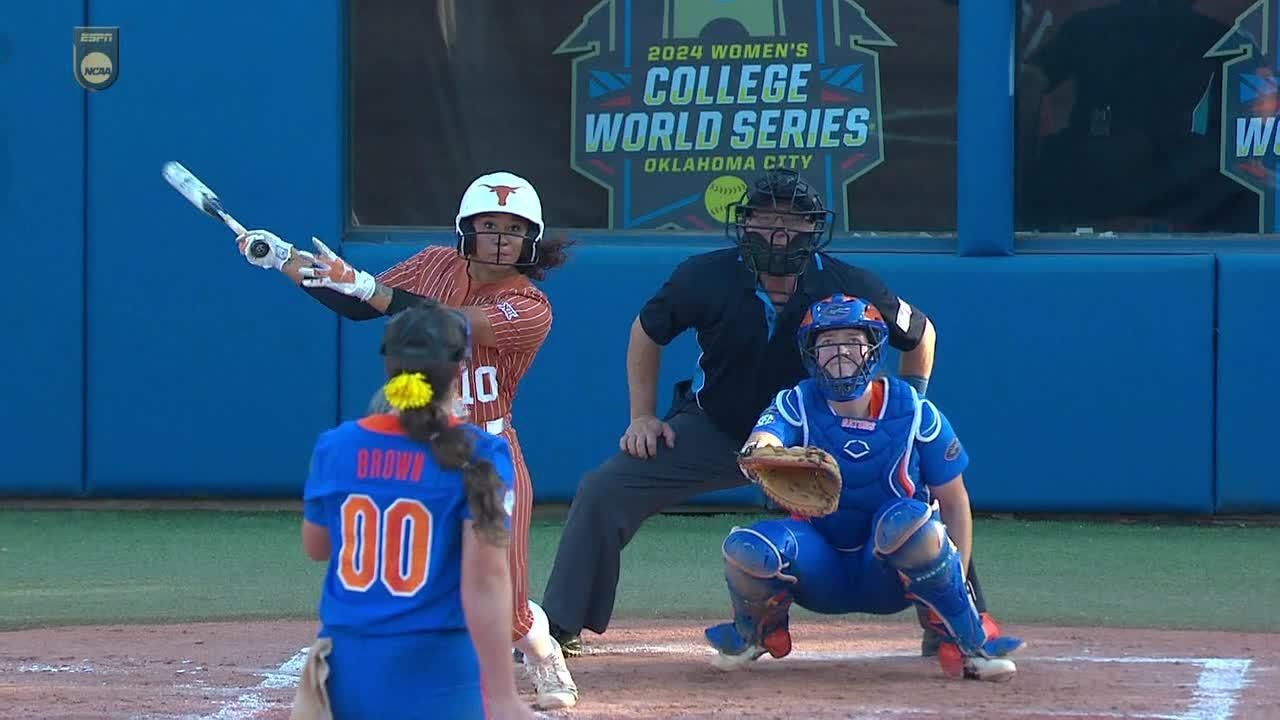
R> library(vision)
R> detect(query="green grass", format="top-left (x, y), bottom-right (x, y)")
top-left (1, 510), bottom-right (1277, 632)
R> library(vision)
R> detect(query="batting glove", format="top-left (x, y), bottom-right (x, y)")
top-left (236, 229), bottom-right (296, 272)
top-left (298, 237), bottom-right (377, 302)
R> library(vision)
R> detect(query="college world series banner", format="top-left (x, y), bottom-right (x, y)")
top-left (555, 0), bottom-right (895, 230)
top-left (1212, 0), bottom-right (1280, 233)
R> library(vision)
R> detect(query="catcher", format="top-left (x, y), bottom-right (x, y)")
top-left (705, 294), bottom-right (1025, 681)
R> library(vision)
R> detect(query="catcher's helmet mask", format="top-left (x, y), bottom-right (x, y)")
top-left (727, 168), bottom-right (835, 276)
top-left (816, 329), bottom-right (875, 379)
top-left (797, 294), bottom-right (888, 402)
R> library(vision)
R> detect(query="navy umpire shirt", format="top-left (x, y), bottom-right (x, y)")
top-left (638, 248), bottom-right (928, 442)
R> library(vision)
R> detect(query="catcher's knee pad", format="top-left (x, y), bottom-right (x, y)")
top-left (722, 522), bottom-right (799, 584)
top-left (873, 498), bottom-right (943, 571)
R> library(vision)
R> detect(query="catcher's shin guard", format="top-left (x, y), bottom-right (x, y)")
top-left (706, 524), bottom-right (798, 664)
top-left (873, 499), bottom-right (987, 657)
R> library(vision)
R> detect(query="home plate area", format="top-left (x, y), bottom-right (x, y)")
top-left (0, 619), bottom-right (1274, 719)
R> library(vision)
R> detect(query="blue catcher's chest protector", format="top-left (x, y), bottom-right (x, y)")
top-left (796, 377), bottom-right (929, 550)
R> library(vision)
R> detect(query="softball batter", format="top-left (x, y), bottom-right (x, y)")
top-left (236, 171), bottom-right (577, 710)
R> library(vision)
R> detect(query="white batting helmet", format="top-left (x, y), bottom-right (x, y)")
top-left (455, 171), bottom-right (544, 242)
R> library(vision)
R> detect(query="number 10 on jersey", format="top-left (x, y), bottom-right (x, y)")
top-left (338, 495), bottom-right (433, 597)
top-left (460, 365), bottom-right (499, 405)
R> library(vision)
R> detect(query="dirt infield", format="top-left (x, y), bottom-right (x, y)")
top-left (2, 619), bottom-right (1275, 719)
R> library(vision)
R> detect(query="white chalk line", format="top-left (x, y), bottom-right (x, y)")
top-left (587, 641), bottom-right (1233, 665)
top-left (196, 643), bottom-right (1257, 720)
top-left (16, 661), bottom-right (95, 673)
top-left (588, 642), bottom-right (1256, 720)
top-left (1185, 658), bottom-right (1253, 720)
top-left (777, 696), bottom-right (1244, 720)
top-left (197, 646), bottom-right (309, 720)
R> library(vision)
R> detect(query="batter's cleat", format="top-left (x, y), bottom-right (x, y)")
top-left (937, 641), bottom-right (1019, 682)
top-left (523, 637), bottom-right (579, 710)
top-left (513, 648), bottom-right (524, 664)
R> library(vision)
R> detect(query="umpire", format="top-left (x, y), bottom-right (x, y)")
top-left (541, 169), bottom-right (985, 657)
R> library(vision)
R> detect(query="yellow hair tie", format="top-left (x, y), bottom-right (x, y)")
top-left (383, 373), bottom-right (434, 411)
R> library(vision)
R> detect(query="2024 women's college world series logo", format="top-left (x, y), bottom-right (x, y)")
top-left (555, 0), bottom-right (894, 230)
top-left (1210, 0), bottom-right (1280, 232)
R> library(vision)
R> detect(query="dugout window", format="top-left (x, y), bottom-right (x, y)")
top-left (1014, 0), bottom-right (1265, 236)
top-left (348, 0), bottom-right (959, 234)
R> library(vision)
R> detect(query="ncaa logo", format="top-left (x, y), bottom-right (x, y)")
top-left (73, 26), bottom-right (120, 91)
top-left (80, 53), bottom-right (114, 85)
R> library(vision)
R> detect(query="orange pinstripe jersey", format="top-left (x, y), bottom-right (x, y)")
top-left (376, 247), bottom-right (552, 427)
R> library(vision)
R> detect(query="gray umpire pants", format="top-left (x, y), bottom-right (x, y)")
top-left (540, 395), bottom-right (749, 636)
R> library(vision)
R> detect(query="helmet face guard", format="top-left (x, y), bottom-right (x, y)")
top-left (796, 294), bottom-right (889, 402)
top-left (456, 218), bottom-right (541, 267)
top-left (453, 172), bottom-right (544, 268)
top-left (727, 169), bottom-right (834, 276)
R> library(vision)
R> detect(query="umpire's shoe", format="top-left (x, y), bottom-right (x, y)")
top-left (549, 624), bottom-right (583, 658)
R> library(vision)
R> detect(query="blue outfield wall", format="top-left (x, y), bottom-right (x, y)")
top-left (0, 2), bottom-right (85, 496)
top-left (1, 0), bottom-right (1275, 512)
top-left (1216, 255), bottom-right (1280, 512)
top-left (340, 243), bottom-right (1219, 513)
top-left (78, 0), bottom-right (343, 496)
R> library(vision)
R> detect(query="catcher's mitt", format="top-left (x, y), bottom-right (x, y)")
top-left (738, 445), bottom-right (842, 517)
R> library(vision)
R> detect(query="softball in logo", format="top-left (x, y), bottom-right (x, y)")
top-left (704, 175), bottom-right (748, 224)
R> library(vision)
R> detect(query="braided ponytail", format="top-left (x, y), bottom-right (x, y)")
top-left (395, 390), bottom-right (509, 546)
top-left (380, 302), bottom-right (509, 547)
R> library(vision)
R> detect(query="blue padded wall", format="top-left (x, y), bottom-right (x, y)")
top-left (1216, 254), bottom-right (1280, 511)
top-left (83, 0), bottom-right (342, 495)
top-left (0, 2), bottom-right (86, 495)
top-left (847, 253), bottom-right (1216, 512)
top-left (339, 245), bottom-right (1215, 512)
